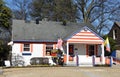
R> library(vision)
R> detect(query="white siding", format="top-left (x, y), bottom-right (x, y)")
top-left (78, 55), bottom-right (93, 66)
top-left (31, 44), bottom-right (43, 57)
top-left (74, 44), bottom-right (102, 56)
top-left (98, 45), bottom-right (102, 56)
top-left (12, 43), bottom-right (21, 54)
top-left (74, 44), bottom-right (86, 55)
top-left (12, 43), bottom-right (44, 66)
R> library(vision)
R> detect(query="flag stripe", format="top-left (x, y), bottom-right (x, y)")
top-left (67, 29), bottom-right (103, 44)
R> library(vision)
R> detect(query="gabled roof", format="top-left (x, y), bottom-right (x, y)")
top-left (115, 21), bottom-right (120, 27)
top-left (12, 20), bottom-right (100, 42)
top-left (109, 21), bottom-right (120, 34)
top-left (65, 26), bottom-right (104, 41)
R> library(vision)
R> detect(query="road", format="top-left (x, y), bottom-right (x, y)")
top-left (0, 65), bottom-right (120, 77)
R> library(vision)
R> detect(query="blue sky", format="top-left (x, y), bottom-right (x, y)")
top-left (4, 0), bottom-right (120, 35)
top-left (4, 0), bottom-right (13, 8)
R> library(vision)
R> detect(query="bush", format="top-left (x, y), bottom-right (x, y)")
top-left (30, 57), bottom-right (49, 65)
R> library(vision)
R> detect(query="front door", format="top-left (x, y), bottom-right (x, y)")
top-left (86, 45), bottom-right (98, 56)
top-left (88, 45), bottom-right (95, 56)
top-left (69, 44), bottom-right (74, 56)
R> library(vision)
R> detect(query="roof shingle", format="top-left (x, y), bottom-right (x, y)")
top-left (12, 20), bottom-right (99, 42)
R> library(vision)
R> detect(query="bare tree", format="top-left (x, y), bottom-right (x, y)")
top-left (7, 0), bottom-right (31, 20)
top-left (30, 0), bottom-right (77, 22)
top-left (6, 0), bottom-right (120, 34)
top-left (75, 0), bottom-right (120, 34)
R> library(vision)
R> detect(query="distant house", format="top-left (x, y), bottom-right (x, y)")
top-left (108, 22), bottom-right (120, 59)
top-left (108, 22), bottom-right (120, 50)
top-left (9, 20), bottom-right (106, 66)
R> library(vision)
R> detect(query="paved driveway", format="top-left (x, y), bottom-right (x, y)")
top-left (1, 65), bottom-right (120, 77)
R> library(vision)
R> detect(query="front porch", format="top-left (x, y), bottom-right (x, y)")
top-left (63, 26), bottom-right (106, 67)
top-left (64, 43), bottom-right (105, 67)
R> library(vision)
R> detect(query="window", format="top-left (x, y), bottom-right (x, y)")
top-left (23, 44), bottom-right (30, 51)
top-left (115, 30), bottom-right (117, 39)
top-left (46, 44), bottom-right (53, 55)
top-left (88, 45), bottom-right (95, 56)
top-left (113, 29), bottom-right (117, 40)
top-left (69, 45), bottom-right (74, 56)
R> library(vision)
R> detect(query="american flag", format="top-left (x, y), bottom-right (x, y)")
top-left (56, 38), bottom-right (63, 49)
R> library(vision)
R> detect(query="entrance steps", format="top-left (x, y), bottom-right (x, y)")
top-left (66, 61), bottom-right (93, 67)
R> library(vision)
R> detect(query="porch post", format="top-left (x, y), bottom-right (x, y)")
top-left (66, 42), bottom-right (69, 65)
top-left (101, 44), bottom-right (105, 64)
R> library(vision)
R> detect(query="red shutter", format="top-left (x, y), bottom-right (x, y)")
top-left (30, 44), bottom-right (33, 52)
top-left (95, 45), bottom-right (98, 56)
top-left (20, 44), bottom-right (23, 52)
top-left (86, 44), bottom-right (88, 56)
top-left (43, 44), bottom-right (46, 56)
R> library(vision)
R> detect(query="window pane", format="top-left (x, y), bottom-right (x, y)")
top-left (115, 30), bottom-right (117, 33)
top-left (46, 44), bottom-right (53, 55)
top-left (69, 45), bottom-right (74, 55)
top-left (24, 44), bottom-right (30, 47)
top-left (88, 45), bottom-right (94, 56)
top-left (24, 48), bottom-right (30, 51)
top-left (46, 47), bottom-right (53, 49)
top-left (115, 29), bottom-right (117, 39)
top-left (23, 44), bottom-right (30, 51)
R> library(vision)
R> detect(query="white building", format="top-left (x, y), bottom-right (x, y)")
top-left (10, 20), bottom-right (106, 66)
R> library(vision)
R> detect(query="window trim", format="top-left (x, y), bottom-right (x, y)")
top-left (113, 29), bottom-right (117, 40)
top-left (86, 44), bottom-right (98, 56)
top-left (21, 43), bottom-right (32, 56)
top-left (69, 44), bottom-right (74, 56)
top-left (23, 43), bottom-right (30, 52)
top-left (46, 44), bottom-right (53, 55)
